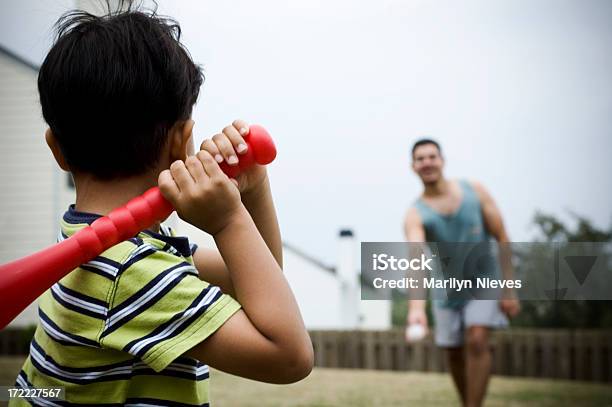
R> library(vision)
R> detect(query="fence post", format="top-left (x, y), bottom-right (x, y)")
top-left (556, 330), bottom-right (571, 380)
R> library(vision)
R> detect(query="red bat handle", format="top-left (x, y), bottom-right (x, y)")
top-left (0, 125), bottom-right (276, 330)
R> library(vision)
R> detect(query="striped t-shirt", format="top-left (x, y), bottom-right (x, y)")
top-left (10, 204), bottom-right (242, 406)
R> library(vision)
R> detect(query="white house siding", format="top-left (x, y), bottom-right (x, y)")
top-left (0, 51), bottom-right (74, 327)
top-left (359, 298), bottom-right (391, 329)
top-left (283, 252), bottom-right (342, 329)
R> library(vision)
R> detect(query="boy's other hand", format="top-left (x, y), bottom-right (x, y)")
top-left (158, 150), bottom-right (244, 235)
top-left (200, 119), bottom-right (268, 195)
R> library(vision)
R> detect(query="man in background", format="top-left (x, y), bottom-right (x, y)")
top-left (404, 139), bottom-right (520, 407)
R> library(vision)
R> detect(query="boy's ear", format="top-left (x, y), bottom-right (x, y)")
top-left (169, 119), bottom-right (195, 161)
top-left (45, 128), bottom-right (70, 171)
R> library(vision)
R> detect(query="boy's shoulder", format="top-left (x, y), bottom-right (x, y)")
top-left (108, 225), bottom-right (200, 302)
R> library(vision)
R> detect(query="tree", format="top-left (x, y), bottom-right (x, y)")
top-left (512, 211), bottom-right (612, 328)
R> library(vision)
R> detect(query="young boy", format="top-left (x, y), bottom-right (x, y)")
top-left (10, 5), bottom-right (313, 406)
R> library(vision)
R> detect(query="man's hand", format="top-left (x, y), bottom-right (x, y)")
top-left (408, 308), bottom-right (428, 328)
top-left (200, 119), bottom-right (269, 196)
top-left (158, 150), bottom-right (243, 236)
top-left (499, 297), bottom-right (520, 318)
top-left (406, 301), bottom-right (429, 343)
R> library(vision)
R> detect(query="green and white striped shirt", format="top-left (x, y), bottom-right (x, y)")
top-left (10, 205), bottom-right (241, 406)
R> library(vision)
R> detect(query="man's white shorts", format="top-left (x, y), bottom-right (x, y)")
top-left (432, 300), bottom-right (508, 347)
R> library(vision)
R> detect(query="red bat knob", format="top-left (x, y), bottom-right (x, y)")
top-left (0, 125), bottom-right (276, 330)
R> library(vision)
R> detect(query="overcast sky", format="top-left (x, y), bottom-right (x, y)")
top-left (1, 0), bottom-right (611, 265)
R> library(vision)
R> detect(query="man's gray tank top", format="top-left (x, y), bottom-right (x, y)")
top-left (413, 180), bottom-right (497, 308)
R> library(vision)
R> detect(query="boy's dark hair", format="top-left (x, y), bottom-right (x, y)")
top-left (39, 2), bottom-right (204, 180)
top-left (411, 138), bottom-right (442, 159)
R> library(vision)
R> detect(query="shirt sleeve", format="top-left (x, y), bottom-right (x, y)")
top-left (99, 246), bottom-right (241, 372)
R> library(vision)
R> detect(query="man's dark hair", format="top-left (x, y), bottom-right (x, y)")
top-left (38, 2), bottom-right (204, 180)
top-left (411, 138), bottom-right (442, 159)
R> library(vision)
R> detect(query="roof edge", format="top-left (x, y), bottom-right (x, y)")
top-left (282, 242), bottom-right (336, 275)
top-left (0, 44), bottom-right (40, 72)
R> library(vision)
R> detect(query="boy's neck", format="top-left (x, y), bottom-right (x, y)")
top-left (73, 172), bottom-right (161, 233)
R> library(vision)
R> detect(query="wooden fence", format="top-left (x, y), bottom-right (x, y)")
top-left (1, 328), bottom-right (610, 382)
top-left (0, 328), bottom-right (33, 356)
top-left (309, 329), bottom-right (612, 383)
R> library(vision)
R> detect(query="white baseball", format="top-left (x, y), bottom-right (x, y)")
top-left (406, 324), bottom-right (426, 342)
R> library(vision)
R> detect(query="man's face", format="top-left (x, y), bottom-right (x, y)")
top-left (412, 143), bottom-right (444, 184)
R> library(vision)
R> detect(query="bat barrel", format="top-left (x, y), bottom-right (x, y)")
top-left (0, 239), bottom-right (84, 329)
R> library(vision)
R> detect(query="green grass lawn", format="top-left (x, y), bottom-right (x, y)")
top-left (1, 357), bottom-right (611, 406)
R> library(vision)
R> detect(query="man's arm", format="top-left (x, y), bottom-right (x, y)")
top-left (471, 181), bottom-right (520, 317)
top-left (404, 206), bottom-right (428, 329)
top-left (471, 181), bottom-right (509, 243)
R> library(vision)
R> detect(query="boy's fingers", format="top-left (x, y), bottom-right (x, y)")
top-left (200, 139), bottom-right (223, 163)
top-left (158, 169), bottom-right (180, 197)
top-left (212, 133), bottom-right (239, 166)
top-left (169, 160), bottom-right (195, 192)
top-left (232, 119), bottom-right (250, 137)
top-left (222, 125), bottom-right (248, 155)
top-left (185, 155), bottom-right (207, 183)
top-left (197, 150), bottom-right (224, 178)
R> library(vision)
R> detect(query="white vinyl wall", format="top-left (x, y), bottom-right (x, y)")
top-left (0, 51), bottom-right (74, 327)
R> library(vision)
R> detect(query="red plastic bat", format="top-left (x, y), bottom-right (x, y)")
top-left (0, 125), bottom-right (276, 330)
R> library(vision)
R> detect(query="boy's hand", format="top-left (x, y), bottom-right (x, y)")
top-left (158, 151), bottom-right (243, 235)
top-left (200, 119), bottom-right (268, 195)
